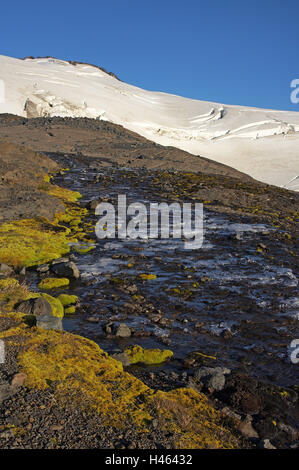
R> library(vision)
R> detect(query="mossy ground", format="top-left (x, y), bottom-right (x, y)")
top-left (0, 173), bottom-right (92, 269)
top-left (0, 309), bottom-right (239, 448)
top-left (0, 279), bottom-right (65, 319)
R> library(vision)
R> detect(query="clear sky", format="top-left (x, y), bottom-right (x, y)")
top-left (1, 0), bottom-right (299, 111)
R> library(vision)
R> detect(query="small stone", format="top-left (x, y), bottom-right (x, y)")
top-left (115, 323), bottom-right (131, 338)
top-left (51, 261), bottom-right (80, 279)
top-left (239, 416), bottom-right (259, 439)
top-left (259, 439), bottom-right (276, 449)
top-left (36, 264), bottom-right (49, 273)
top-left (11, 373), bottom-right (27, 388)
top-left (86, 316), bottom-right (100, 323)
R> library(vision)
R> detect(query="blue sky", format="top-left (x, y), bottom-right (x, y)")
top-left (1, 0), bottom-right (299, 110)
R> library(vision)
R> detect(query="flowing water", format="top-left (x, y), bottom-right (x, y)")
top-left (38, 154), bottom-right (299, 387)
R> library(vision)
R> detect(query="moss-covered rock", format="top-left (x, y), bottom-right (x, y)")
top-left (38, 278), bottom-right (70, 290)
top-left (39, 293), bottom-right (64, 319)
top-left (57, 294), bottom-right (78, 306)
top-left (64, 306), bottom-right (76, 314)
top-left (125, 345), bottom-right (173, 365)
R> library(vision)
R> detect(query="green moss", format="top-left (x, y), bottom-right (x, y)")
top-left (45, 185), bottom-right (82, 203)
top-left (0, 278), bottom-right (31, 311)
top-left (40, 293), bottom-right (64, 318)
top-left (0, 307), bottom-right (239, 448)
top-left (0, 218), bottom-right (74, 268)
top-left (139, 273), bottom-right (157, 280)
top-left (38, 278), bottom-right (70, 290)
top-left (64, 306), bottom-right (76, 314)
top-left (125, 345), bottom-right (173, 365)
top-left (57, 294), bottom-right (78, 306)
top-left (73, 245), bottom-right (95, 254)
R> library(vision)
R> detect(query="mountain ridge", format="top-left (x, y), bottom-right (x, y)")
top-left (0, 54), bottom-right (299, 189)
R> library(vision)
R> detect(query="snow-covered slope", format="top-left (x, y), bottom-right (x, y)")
top-left (0, 54), bottom-right (299, 189)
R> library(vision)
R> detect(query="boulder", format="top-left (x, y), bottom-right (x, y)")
top-left (17, 297), bottom-right (52, 316)
top-left (36, 315), bottom-right (62, 331)
top-left (114, 323), bottom-right (131, 338)
top-left (51, 261), bottom-right (80, 279)
top-left (16, 296), bottom-right (62, 331)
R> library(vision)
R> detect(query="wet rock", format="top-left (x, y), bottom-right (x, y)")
top-left (0, 263), bottom-right (14, 277)
top-left (239, 416), bottom-right (259, 439)
top-left (105, 322), bottom-right (131, 338)
top-left (51, 261), bottom-right (80, 279)
top-left (115, 323), bottom-right (131, 338)
top-left (104, 322), bottom-right (113, 334)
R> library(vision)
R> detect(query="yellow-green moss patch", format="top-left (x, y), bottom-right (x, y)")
top-left (64, 306), bottom-right (76, 314)
top-left (0, 279), bottom-right (31, 311)
top-left (125, 345), bottom-right (173, 365)
top-left (45, 185), bottom-right (82, 203)
top-left (57, 294), bottom-right (78, 306)
top-left (73, 244), bottom-right (95, 254)
top-left (40, 293), bottom-right (64, 318)
top-left (15, 327), bottom-right (237, 447)
top-left (38, 278), bottom-right (70, 290)
top-left (0, 219), bottom-right (73, 268)
top-left (139, 273), bottom-right (157, 280)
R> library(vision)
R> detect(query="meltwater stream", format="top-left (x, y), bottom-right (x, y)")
top-left (44, 156), bottom-right (299, 387)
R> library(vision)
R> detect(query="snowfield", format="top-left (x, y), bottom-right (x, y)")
top-left (0, 54), bottom-right (299, 189)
